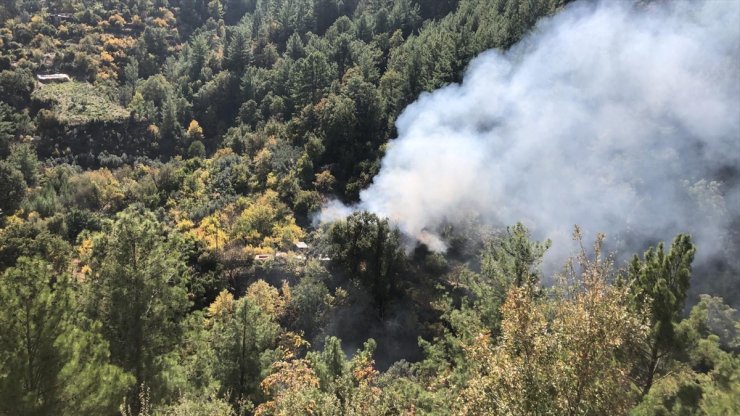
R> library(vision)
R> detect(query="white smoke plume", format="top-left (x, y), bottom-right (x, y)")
top-left (321, 0), bottom-right (740, 266)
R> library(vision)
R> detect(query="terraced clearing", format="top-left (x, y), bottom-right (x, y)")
top-left (32, 81), bottom-right (130, 124)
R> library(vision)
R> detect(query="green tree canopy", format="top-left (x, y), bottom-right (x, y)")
top-left (82, 207), bottom-right (191, 406)
top-left (625, 234), bottom-right (696, 395)
top-left (0, 257), bottom-right (133, 416)
top-left (0, 160), bottom-right (26, 218)
top-left (326, 211), bottom-right (405, 317)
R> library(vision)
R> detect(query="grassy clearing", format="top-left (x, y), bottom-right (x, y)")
top-left (33, 81), bottom-right (130, 124)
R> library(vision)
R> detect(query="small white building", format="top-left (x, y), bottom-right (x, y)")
top-left (295, 241), bottom-right (309, 250)
top-left (37, 74), bottom-right (71, 83)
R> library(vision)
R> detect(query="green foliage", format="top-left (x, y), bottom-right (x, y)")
top-left (188, 140), bottom-right (206, 159)
top-left (0, 159), bottom-right (26, 217)
top-left (168, 283), bottom-right (282, 413)
top-left (158, 393), bottom-right (236, 416)
top-left (481, 223), bottom-right (551, 289)
top-left (326, 211), bottom-right (405, 315)
top-left (472, 223), bottom-right (551, 333)
top-left (0, 257), bottom-right (133, 416)
top-left (64, 208), bottom-right (102, 241)
top-left (626, 234), bottom-right (696, 395)
top-left (133, 75), bottom-right (172, 118)
top-left (287, 261), bottom-right (333, 340)
top-left (0, 68), bottom-right (34, 108)
top-left (206, 291), bottom-right (281, 406)
top-left (0, 101), bottom-right (32, 157)
top-left (680, 295), bottom-right (740, 352)
top-left (32, 82), bottom-right (130, 125)
top-left (452, 239), bottom-right (645, 415)
top-left (0, 219), bottom-right (70, 271)
top-left (7, 142), bottom-right (39, 186)
top-left (413, 223), bottom-right (552, 389)
top-left (2, 2), bottom-right (731, 415)
top-left (309, 336), bottom-right (348, 390)
top-left (82, 208), bottom-right (190, 405)
top-left (633, 296), bottom-right (740, 415)
top-left (289, 51), bottom-right (335, 108)
top-left (257, 336), bottom-right (385, 415)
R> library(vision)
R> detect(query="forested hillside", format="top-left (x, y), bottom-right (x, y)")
top-left (0, 0), bottom-right (738, 415)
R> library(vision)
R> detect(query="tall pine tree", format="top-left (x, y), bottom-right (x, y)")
top-left (0, 257), bottom-right (133, 415)
top-left (625, 234), bottom-right (696, 395)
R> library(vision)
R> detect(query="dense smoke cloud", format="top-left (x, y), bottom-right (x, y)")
top-left (322, 1), bottom-right (740, 268)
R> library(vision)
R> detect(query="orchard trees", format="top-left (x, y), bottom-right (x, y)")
top-left (231, 190), bottom-right (305, 252)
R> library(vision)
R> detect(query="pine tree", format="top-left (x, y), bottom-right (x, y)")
top-left (0, 160), bottom-right (26, 218)
top-left (285, 32), bottom-right (305, 60)
top-left (473, 222), bottom-right (551, 333)
top-left (83, 208), bottom-right (190, 406)
top-left (0, 257), bottom-right (133, 415)
top-left (326, 211), bottom-right (405, 317)
top-left (289, 51), bottom-right (335, 108)
top-left (625, 234), bottom-right (696, 395)
top-left (8, 142), bottom-right (39, 187)
top-left (225, 26), bottom-right (252, 72)
top-left (208, 292), bottom-right (280, 406)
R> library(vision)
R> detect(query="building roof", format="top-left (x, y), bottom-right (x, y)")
top-left (295, 241), bottom-right (309, 249)
top-left (37, 74), bottom-right (70, 81)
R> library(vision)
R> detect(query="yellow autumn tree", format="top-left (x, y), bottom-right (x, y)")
top-left (246, 280), bottom-right (286, 321)
top-left (454, 232), bottom-right (647, 415)
top-left (190, 213), bottom-right (228, 251)
top-left (208, 290), bottom-right (235, 321)
top-left (255, 359), bottom-right (336, 416)
top-left (268, 217), bottom-right (305, 251)
top-left (232, 190), bottom-right (305, 253)
top-left (255, 338), bottom-right (384, 416)
top-left (187, 120), bottom-right (204, 142)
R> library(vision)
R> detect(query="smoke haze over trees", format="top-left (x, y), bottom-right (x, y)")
top-left (324, 1), bottom-right (740, 299)
top-left (0, 0), bottom-right (738, 414)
